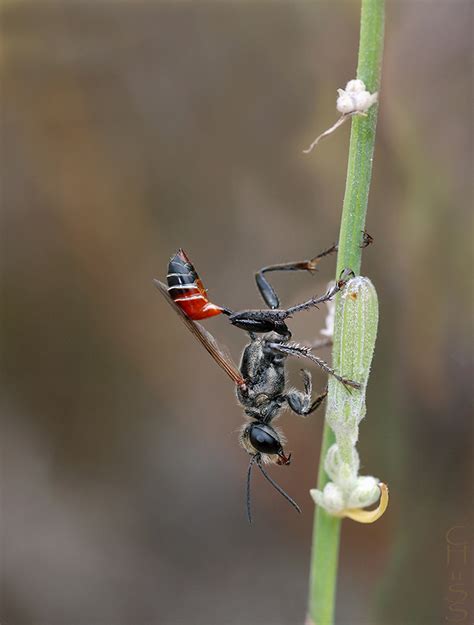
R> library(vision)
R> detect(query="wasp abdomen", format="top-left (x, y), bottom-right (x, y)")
top-left (166, 249), bottom-right (223, 320)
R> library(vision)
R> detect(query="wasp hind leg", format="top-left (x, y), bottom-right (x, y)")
top-left (268, 341), bottom-right (360, 390)
top-left (286, 370), bottom-right (328, 416)
top-left (255, 243), bottom-right (338, 309)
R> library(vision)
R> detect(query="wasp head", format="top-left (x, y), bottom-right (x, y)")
top-left (240, 422), bottom-right (290, 465)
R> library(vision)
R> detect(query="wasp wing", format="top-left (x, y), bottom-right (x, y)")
top-left (154, 279), bottom-right (245, 388)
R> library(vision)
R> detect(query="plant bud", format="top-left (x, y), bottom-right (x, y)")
top-left (326, 276), bottom-right (379, 454)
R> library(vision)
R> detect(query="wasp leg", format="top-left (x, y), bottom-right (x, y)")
top-left (360, 229), bottom-right (374, 248)
top-left (255, 243), bottom-right (338, 309)
top-left (268, 341), bottom-right (360, 390)
top-left (286, 370), bottom-right (328, 416)
top-left (228, 269), bottom-right (353, 336)
top-left (284, 267), bottom-right (354, 316)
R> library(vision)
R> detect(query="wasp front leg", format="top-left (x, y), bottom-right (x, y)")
top-left (286, 369), bottom-right (328, 417)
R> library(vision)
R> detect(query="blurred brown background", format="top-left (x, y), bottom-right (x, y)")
top-left (1, 1), bottom-right (472, 624)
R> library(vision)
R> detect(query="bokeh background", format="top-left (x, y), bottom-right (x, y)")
top-left (1, 1), bottom-right (472, 624)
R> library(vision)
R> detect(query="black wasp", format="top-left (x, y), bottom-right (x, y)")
top-left (155, 243), bottom-right (363, 522)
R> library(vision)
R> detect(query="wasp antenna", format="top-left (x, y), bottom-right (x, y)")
top-left (246, 455), bottom-right (258, 524)
top-left (256, 459), bottom-right (301, 515)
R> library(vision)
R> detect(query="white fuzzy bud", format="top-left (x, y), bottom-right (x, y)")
top-left (336, 79), bottom-right (378, 115)
top-left (310, 483), bottom-right (345, 514)
top-left (345, 79), bottom-right (365, 92)
top-left (336, 90), bottom-right (356, 115)
top-left (346, 476), bottom-right (381, 509)
top-left (323, 443), bottom-right (341, 481)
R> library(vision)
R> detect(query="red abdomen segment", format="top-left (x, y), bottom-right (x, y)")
top-left (166, 249), bottom-right (224, 320)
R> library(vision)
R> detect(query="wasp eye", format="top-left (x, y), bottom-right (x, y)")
top-left (248, 424), bottom-right (281, 455)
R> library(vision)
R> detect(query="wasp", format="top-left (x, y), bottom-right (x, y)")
top-left (155, 244), bottom-right (363, 522)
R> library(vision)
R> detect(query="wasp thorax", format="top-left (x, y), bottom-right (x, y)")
top-left (255, 393), bottom-right (269, 406)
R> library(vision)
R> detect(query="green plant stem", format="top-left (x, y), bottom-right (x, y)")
top-left (307, 1), bottom-right (385, 624)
